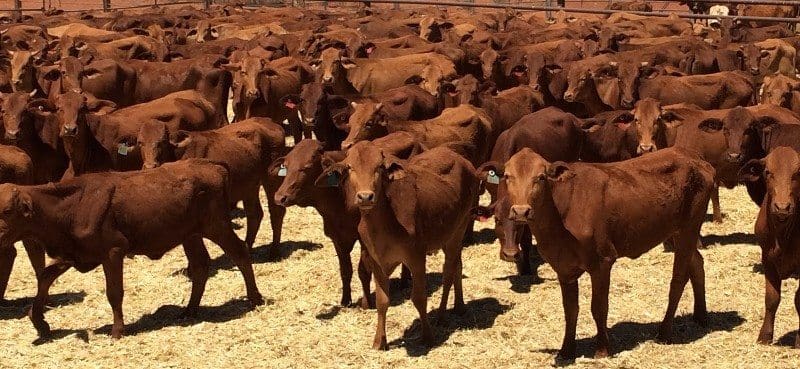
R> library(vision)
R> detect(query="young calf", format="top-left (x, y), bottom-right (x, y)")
top-left (272, 133), bottom-right (421, 307)
top-left (0, 159), bottom-right (264, 339)
top-left (137, 117), bottom-right (287, 250)
top-left (739, 146), bottom-right (800, 348)
top-left (478, 147), bottom-right (714, 359)
top-left (319, 142), bottom-right (479, 349)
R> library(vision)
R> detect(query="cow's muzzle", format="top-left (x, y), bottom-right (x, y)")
top-left (356, 191), bottom-right (376, 209)
top-left (771, 201), bottom-right (794, 222)
top-left (637, 144), bottom-right (656, 155)
top-left (62, 125), bottom-right (78, 136)
top-left (508, 205), bottom-right (532, 223)
top-left (499, 246), bottom-right (521, 263)
top-left (4, 130), bottom-right (19, 141)
top-left (726, 152), bottom-right (742, 163)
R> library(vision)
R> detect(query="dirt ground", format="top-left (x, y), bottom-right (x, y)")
top-left (0, 186), bottom-right (798, 369)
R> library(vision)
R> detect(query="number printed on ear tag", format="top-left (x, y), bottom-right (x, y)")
top-left (277, 164), bottom-right (287, 177)
top-left (487, 170), bottom-right (500, 184)
top-left (327, 172), bottom-right (340, 187)
top-left (118, 143), bottom-right (129, 156)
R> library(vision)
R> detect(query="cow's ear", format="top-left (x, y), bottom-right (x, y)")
top-left (26, 98), bottom-right (54, 115)
top-left (698, 118), bottom-right (724, 133)
top-left (280, 94), bottom-right (302, 109)
top-left (267, 156), bottom-right (285, 176)
top-left (187, 28), bottom-right (197, 37)
top-left (546, 161), bottom-right (574, 182)
top-left (738, 159), bottom-right (765, 182)
top-left (14, 188), bottom-right (33, 219)
top-left (314, 163), bottom-right (347, 188)
top-left (309, 59), bottom-right (321, 70)
top-left (331, 111), bottom-right (350, 131)
top-left (263, 68), bottom-right (279, 78)
top-left (660, 110), bottom-right (684, 129)
top-left (42, 67), bottom-right (60, 81)
top-left (614, 112), bottom-right (634, 130)
top-left (404, 75), bottom-right (424, 85)
top-left (754, 116), bottom-right (779, 130)
top-left (170, 130), bottom-right (192, 148)
top-left (340, 58), bottom-right (357, 69)
top-left (220, 62), bottom-right (241, 72)
top-left (209, 27), bottom-right (220, 39)
top-left (382, 156), bottom-right (406, 181)
top-left (85, 97), bottom-right (116, 114)
top-left (80, 68), bottom-right (102, 80)
top-left (476, 161), bottom-right (504, 183)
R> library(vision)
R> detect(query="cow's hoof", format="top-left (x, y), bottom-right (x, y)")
top-left (594, 348), bottom-right (610, 359)
top-left (32, 320), bottom-right (51, 338)
top-left (249, 293), bottom-right (265, 306)
top-left (340, 296), bottom-right (352, 307)
top-left (111, 326), bottom-right (124, 340)
top-left (452, 303), bottom-right (467, 316)
top-left (180, 307), bottom-right (199, 320)
top-left (357, 296), bottom-right (374, 310)
top-left (656, 330), bottom-right (673, 344)
top-left (756, 334), bottom-right (773, 345)
top-left (556, 347), bottom-right (576, 363)
top-left (693, 312), bottom-right (709, 327)
top-left (713, 215), bottom-right (724, 224)
top-left (372, 337), bottom-right (388, 350)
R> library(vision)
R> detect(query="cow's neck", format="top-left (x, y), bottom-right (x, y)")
top-left (22, 184), bottom-right (82, 243)
top-left (358, 190), bottom-right (406, 260)
top-left (63, 118), bottom-right (103, 176)
top-left (529, 182), bottom-right (575, 267)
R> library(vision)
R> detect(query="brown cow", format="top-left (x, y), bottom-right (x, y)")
top-left (341, 104), bottom-right (494, 165)
top-left (0, 91), bottom-right (68, 183)
top-left (318, 143), bottom-right (479, 349)
top-left (137, 117), bottom-right (286, 250)
top-left (311, 48), bottom-right (457, 96)
top-left (739, 146), bottom-right (800, 349)
top-left (638, 71), bottom-right (754, 110)
top-left (477, 147), bottom-right (714, 359)
top-left (224, 56), bottom-right (312, 142)
top-left (272, 134), bottom-right (420, 307)
top-left (760, 73), bottom-right (800, 114)
top-left (8, 49), bottom-right (42, 93)
top-left (0, 145), bottom-right (44, 304)
top-left (0, 159), bottom-right (264, 339)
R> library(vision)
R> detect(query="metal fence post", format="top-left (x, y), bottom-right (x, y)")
top-left (102, 0), bottom-right (110, 12)
top-left (205, 0), bottom-right (212, 10)
top-left (393, 1), bottom-right (399, 10)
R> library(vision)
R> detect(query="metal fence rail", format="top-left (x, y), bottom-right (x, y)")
top-left (305, 0), bottom-right (800, 24)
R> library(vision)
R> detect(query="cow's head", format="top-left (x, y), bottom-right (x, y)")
top-left (310, 47), bottom-right (356, 86)
top-left (418, 16), bottom-right (453, 42)
top-left (617, 61), bottom-right (650, 109)
top-left (739, 146), bottom-right (800, 222)
top-left (405, 63), bottom-right (451, 97)
top-left (272, 139), bottom-right (326, 207)
top-left (760, 74), bottom-right (800, 107)
top-left (595, 27), bottom-right (629, 53)
top-left (137, 119), bottom-right (174, 169)
top-left (721, 107), bottom-right (779, 164)
top-left (479, 48), bottom-right (501, 81)
top-left (476, 148), bottom-right (571, 260)
top-left (630, 98), bottom-right (665, 154)
top-left (439, 74), bottom-right (480, 108)
top-left (317, 141), bottom-right (406, 212)
top-left (341, 101), bottom-right (387, 150)
top-left (8, 49), bottom-right (41, 92)
top-left (564, 60), bottom-right (620, 108)
top-left (0, 184), bottom-right (33, 245)
top-left (34, 91), bottom-right (116, 138)
top-left (0, 90), bottom-right (37, 141)
top-left (187, 20), bottom-right (219, 43)
top-left (739, 43), bottom-right (763, 76)
top-left (223, 56), bottom-right (279, 120)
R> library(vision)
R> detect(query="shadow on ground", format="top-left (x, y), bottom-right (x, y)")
top-left (173, 241), bottom-right (323, 279)
top-left (536, 311), bottom-right (745, 365)
top-left (702, 232), bottom-right (757, 247)
top-left (0, 291), bottom-right (87, 320)
top-left (389, 297), bottom-right (511, 356)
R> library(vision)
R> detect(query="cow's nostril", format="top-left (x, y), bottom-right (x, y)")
top-left (357, 191), bottom-right (375, 203)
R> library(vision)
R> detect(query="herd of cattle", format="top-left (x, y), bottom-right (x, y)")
top-left (0, 0), bottom-right (799, 361)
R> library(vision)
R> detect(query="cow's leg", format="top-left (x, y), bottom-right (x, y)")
top-left (372, 265), bottom-right (390, 350)
top-left (688, 246), bottom-right (708, 326)
top-left (181, 236), bottom-right (210, 318)
top-left (263, 179), bottom-right (286, 252)
top-left (206, 225), bottom-right (264, 306)
top-left (794, 285), bottom-right (800, 348)
top-left (515, 225), bottom-right (533, 276)
top-left (437, 249), bottom-right (457, 319)
top-left (0, 245), bottom-right (16, 303)
top-left (453, 259), bottom-right (465, 314)
top-left (557, 276), bottom-right (579, 360)
top-left (711, 185), bottom-right (723, 223)
top-left (22, 240), bottom-right (45, 280)
top-left (29, 260), bottom-right (72, 338)
top-left (590, 263), bottom-right (612, 358)
top-left (658, 232), bottom-right (695, 343)
top-left (757, 262), bottom-right (781, 345)
top-left (242, 190), bottom-right (264, 249)
top-left (399, 264), bottom-right (411, 289)
top-left (332, 235), bottom-right (356, 307)
top-left (409, 258), bottom-right (433, 346)
top-left (102, 248), bottom-right (125, 339)
top-left (357, 247), bottom-right (374, 309)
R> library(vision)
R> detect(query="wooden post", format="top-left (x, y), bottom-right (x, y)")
top-left (102, 0), bottom-right (111, 12)
top-left (13, 0), bottom-right (21, 22)
top-left (393, 1), bottom-right (399, 10)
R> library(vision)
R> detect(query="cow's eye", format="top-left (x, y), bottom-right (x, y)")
top-left (537, 174), bottom-right (546, 182)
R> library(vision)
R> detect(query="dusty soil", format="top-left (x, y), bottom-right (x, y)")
top-left (1, 186), bottom-right (799, 368)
